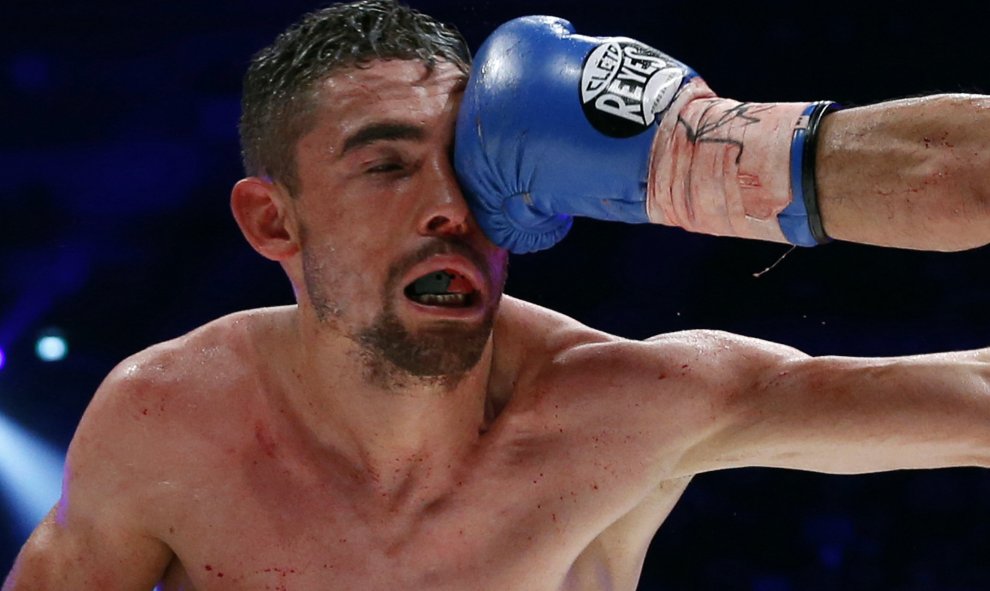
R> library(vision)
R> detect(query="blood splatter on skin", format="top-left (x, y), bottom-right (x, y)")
top-left (257, 566), bottom-right (299, 591)
top-left (254, 420), bottom-right (277, 458)
top-left (923, 131), bottom-right (954, 149)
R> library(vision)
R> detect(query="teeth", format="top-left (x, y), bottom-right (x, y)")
top-left (414, 293), bottom-right (469, 306)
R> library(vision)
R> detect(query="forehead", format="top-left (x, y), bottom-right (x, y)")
top-left (311, 60), bottom-right (466, 139)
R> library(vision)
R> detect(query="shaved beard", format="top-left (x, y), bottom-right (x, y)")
top-left (302, 237), bottom-right (506, 389)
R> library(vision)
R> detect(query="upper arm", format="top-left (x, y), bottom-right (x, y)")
top-left (548, 328), bottom-right (990, 481)
top-left (673, 336), bottom-right (990, 476)
top-left (4, 360), bottom-right (174, 591)
top-left (5, 505), bottom-right (170, 591)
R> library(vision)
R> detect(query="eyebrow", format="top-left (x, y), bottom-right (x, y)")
top-left (340, 122), bottom-right (426, 156)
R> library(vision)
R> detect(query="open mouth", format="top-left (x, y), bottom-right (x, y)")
top-left (403, 269), bottom-right (478, 308)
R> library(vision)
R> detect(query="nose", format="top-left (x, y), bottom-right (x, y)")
top-left (416, 154), bottom-right (473, 237)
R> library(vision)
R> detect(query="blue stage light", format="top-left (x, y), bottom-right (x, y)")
top-left (0, 413), bottom-right (65, 537)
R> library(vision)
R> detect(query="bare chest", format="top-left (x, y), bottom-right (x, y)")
top-left (160, 495), bottom-right (559, 590)
top-left (151, 424), bottom-right (680, 591)
top-left (151, 447), bottom-right (560, 589)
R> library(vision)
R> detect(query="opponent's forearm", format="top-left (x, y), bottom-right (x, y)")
top-left (817, 94), bottom-right (990, 251)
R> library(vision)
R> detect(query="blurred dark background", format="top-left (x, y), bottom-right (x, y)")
top-left (1, 0), bottom-right (988, 589)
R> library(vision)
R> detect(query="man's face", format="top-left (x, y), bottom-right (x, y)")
top-left (288, 59), bottom-right (508, 386)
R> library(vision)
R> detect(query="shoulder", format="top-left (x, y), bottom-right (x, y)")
top-left (499, 295), bottom-right (794, 374)
top-left (497, 297), bottom-right (804, 408)
top-left (494, 295), bottom-right (614, 359)
top-left (70, 307), bottom-right (291, 467)
top-left (498, 294), bottom-right (797, 354)
top-left (92, 307), bottom-right (281, 407)
top-left (490, 296), bottom-right (610, 391)
top-left (641, 328), bottom-right (805, 369)
top-left (108, 306), bottom-right (291, 392)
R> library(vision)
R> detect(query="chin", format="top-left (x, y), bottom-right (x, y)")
top-left (356, 306), bottom-right (494, 387)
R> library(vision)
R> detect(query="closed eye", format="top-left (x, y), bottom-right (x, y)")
top-left (365, 161), bottom-right (406, 175)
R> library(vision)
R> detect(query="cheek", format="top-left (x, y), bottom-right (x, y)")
top-left (303, 243), bottom-right (367, 291)
top-left (302, 209), bottom-right (388, 264)
top-left (323, 201), bottom-right (403, 248)
top-left (300, 242), bottom-right (388, 324)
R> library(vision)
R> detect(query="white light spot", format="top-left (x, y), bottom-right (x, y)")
top-left (36, 336), bottom-right (68, 362)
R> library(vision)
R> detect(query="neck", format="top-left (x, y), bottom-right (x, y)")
top-left (274, 305), bottom-right (495, 495)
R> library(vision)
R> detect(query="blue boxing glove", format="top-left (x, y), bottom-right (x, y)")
top-left (455, 16), bottom-right (836, 253)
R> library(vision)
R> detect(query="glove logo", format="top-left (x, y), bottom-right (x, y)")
top-left (580, 40), bottom-right (685, 138)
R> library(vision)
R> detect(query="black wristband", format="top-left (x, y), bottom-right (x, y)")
top-left (801, 101), bottom-right (840, 244)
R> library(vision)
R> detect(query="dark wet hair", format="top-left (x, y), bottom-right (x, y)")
top-left (239, 0), bottom-right (471, 195)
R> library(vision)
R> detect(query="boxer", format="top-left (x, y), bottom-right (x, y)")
top-left (5, 2), bottom-right (989, 590)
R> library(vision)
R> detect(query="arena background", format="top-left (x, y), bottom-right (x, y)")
top-left (1, 0), bottom-right (988, 588)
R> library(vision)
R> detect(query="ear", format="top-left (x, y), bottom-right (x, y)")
top-left (230, 177), bottom-right (299, 261)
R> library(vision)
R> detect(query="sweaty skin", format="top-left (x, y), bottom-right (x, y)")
top-left (67, 301), bottom-right (700, 591)
top-left (5, 61), bottom-right (990, 591)
top-left (816, 94), bottom-right (990, 251)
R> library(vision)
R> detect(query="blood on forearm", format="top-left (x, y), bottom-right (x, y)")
top-left (816, 94), bottom-right (990, 251)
